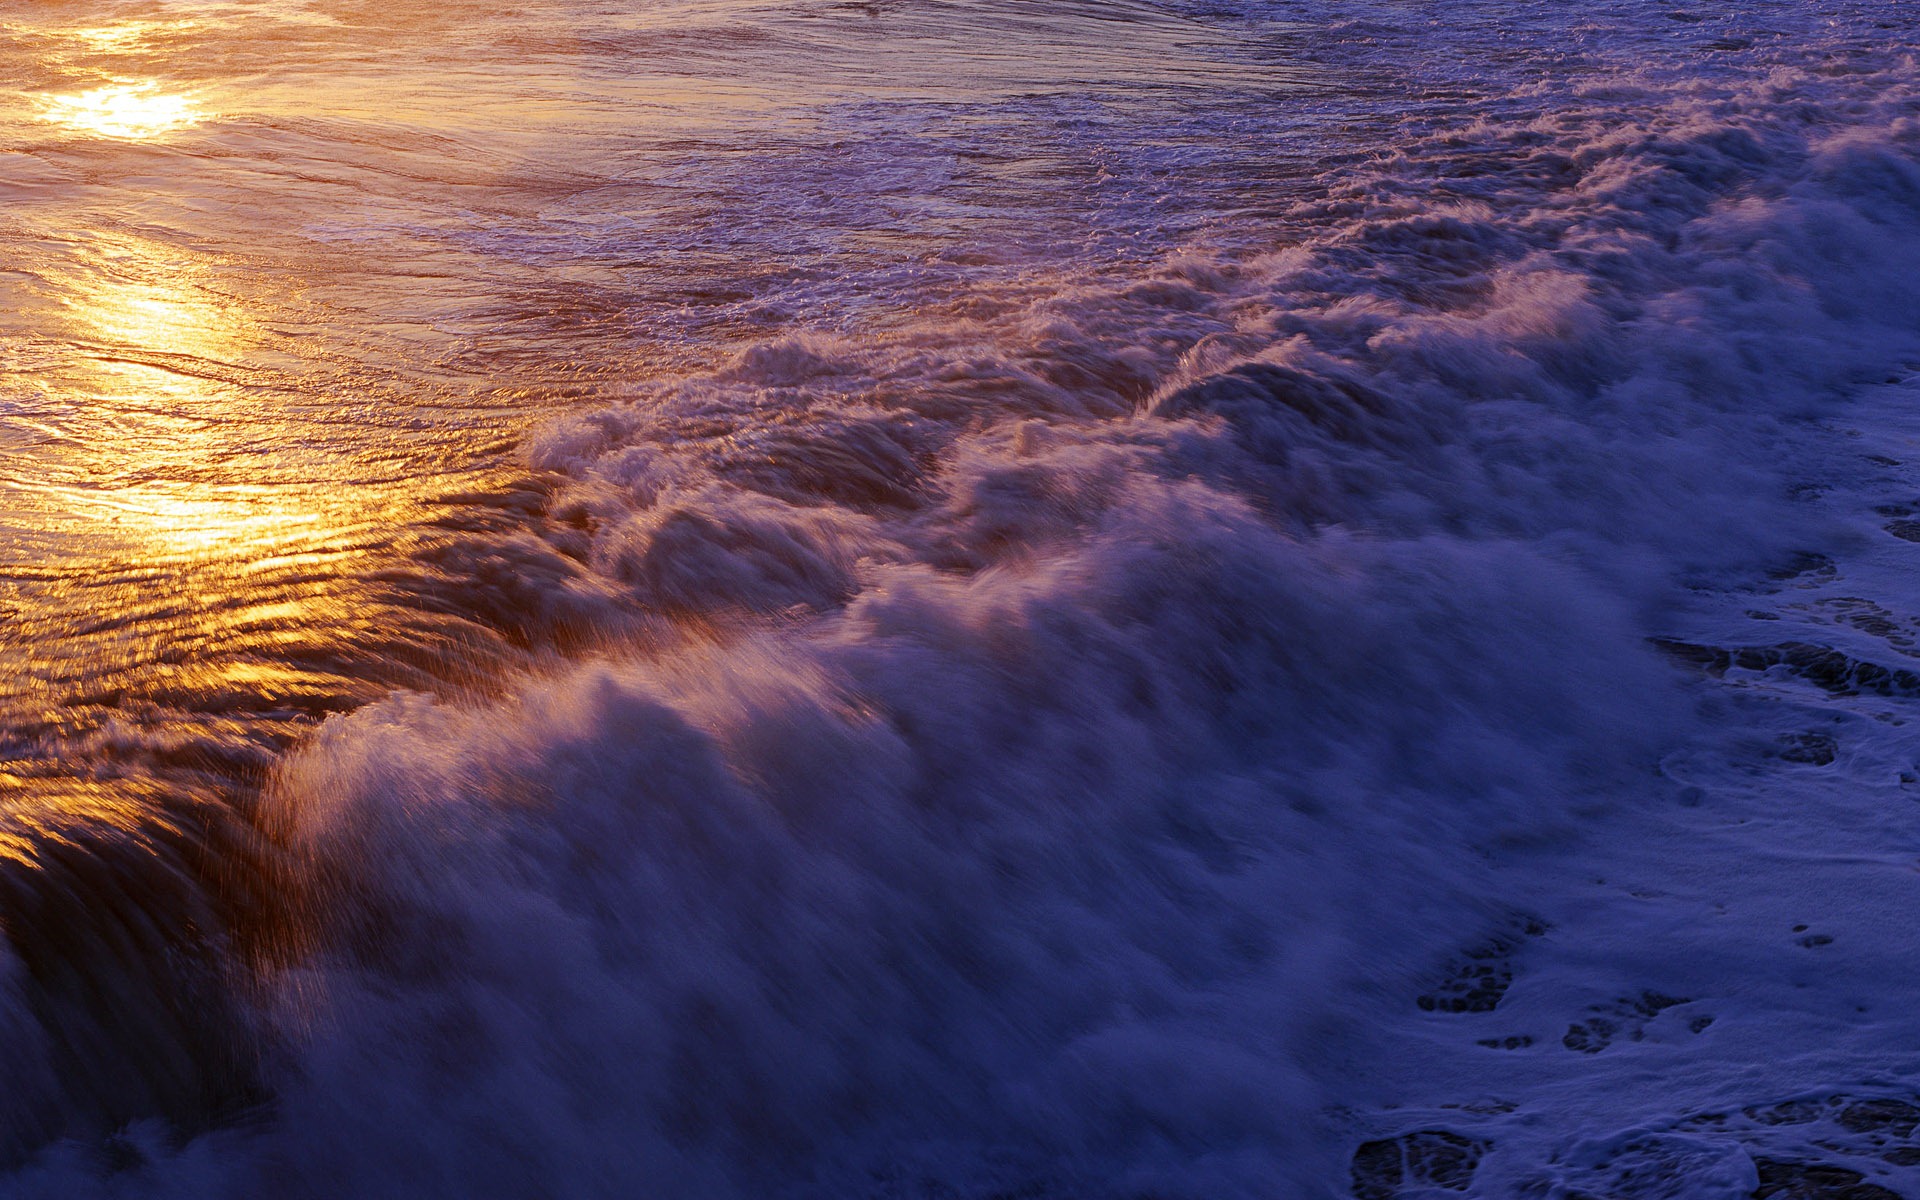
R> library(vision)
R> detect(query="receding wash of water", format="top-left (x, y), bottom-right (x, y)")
top-left (2, 1), bottom-right (1920, 1196)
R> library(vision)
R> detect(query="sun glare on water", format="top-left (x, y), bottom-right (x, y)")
top-left (41, 84), bottom-right (200, 139)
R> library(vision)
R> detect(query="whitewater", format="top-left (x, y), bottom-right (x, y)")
top-left (3, 0), bottom-right (1920, 1196)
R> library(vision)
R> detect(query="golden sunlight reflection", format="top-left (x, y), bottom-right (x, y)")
top-left (78, 483), bottom-right (332, 561)
top-left (71, 21), bottom-right (187, 54)
top-left (42, 237), bottom-right (343, 566)
top-left (73, 275), bottom-right (228, 360)
top-left (41, 84), bottom-right (200, 140)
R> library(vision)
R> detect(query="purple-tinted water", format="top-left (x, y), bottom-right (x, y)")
top-left (3, 2), bottom-right (1920, 1196)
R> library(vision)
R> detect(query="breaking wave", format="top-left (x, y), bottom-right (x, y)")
top-left (9, 5), bottom-right (1920, 1197)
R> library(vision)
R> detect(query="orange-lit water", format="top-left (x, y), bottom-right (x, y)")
top-left (0, 0), bottom-right (1319, 1149)
top-left (0, 2), bottom-right (1313, 812)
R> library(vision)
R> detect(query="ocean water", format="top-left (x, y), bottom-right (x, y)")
top-left (3, 0), bottom-right (1920, 1196)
